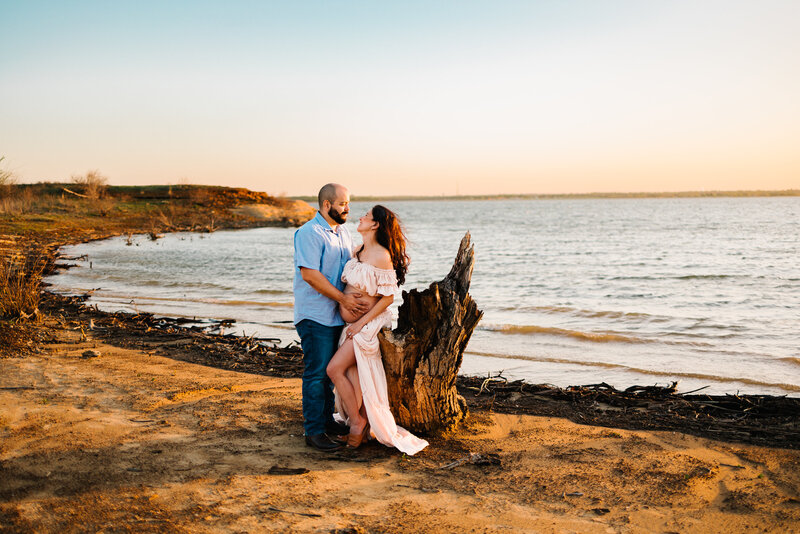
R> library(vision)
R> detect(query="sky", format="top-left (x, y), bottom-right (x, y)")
top-left (1, 1), bottom-right (798, 197)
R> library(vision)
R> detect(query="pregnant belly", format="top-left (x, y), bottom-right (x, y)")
top-left (340, 285), bottom-right (379, 324)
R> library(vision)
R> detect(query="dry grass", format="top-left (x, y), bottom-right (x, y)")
top-left (0, 183), bottom-right (121, 219)
top-left (0, 187), bottom-right (40, 215)
top-left (0, 245), bottom-right (49, 321)
top-left (0, 188), bottom-right (100, 216)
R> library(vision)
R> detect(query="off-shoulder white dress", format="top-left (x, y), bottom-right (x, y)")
top-left (335, 258), bottom-right (428, 456)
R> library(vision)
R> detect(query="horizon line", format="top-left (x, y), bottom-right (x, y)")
top-left (291, 189), bottom-right (800, 202)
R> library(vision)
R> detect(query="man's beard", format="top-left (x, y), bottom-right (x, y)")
top-left (329, 207), bottom-right (348, 224)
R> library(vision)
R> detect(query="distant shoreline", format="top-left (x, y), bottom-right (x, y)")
top-left (292, 189), bottom-right (800, 202)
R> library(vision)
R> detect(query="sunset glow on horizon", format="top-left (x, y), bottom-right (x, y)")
top-left (2, 1), bottom-right (798, 197)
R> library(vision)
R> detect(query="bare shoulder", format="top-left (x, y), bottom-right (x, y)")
top-left (375, 249), bottom-right (393, 270)
top-left (366, 247), bottom-right (393, 270)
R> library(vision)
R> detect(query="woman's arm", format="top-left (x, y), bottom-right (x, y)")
top-left (345, 294), bottom-right (393, 338)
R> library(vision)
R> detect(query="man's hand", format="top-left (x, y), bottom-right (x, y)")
top-left (299, 267), bottom-right (370, 316)
top-left (339, 292), bottom-right (369, 316)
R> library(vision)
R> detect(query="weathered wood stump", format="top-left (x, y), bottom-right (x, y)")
top-left (378, 232), bottom-right (483, 433)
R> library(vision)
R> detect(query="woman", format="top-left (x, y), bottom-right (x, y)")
top-left (326, 205), bottom-right (428, 455)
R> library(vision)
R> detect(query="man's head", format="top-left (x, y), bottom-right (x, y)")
top-left (318, 183), bottom-right (350, 225)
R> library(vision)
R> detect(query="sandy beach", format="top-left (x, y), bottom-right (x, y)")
top-left (2, 311), bottom-right (799, 533)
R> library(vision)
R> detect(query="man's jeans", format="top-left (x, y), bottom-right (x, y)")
top-left (295, 319), bottom-right (342, 436)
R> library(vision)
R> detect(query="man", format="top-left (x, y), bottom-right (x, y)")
top-left (293, 183), bottom-right (368, 451)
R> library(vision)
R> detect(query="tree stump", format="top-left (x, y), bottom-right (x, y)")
top-left (378, 232), bottom-right (483, 433)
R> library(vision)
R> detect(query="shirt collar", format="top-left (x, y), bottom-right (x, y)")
top-left (314, 211), bottom-right (339, 234)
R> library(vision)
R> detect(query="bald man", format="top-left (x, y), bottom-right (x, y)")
top-left (293, 183), bottom-right (368, 451)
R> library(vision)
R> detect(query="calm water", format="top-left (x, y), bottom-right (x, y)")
top-left (46, 198), bottom-right (800, 396)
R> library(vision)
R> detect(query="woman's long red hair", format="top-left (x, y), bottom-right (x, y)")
top-left (357, 205), bottom-right (409, 285)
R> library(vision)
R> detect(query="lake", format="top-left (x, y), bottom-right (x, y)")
top-left (46, 197), bottom-right (800, 396)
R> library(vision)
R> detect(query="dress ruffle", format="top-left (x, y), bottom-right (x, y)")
top-left (341, 258), bottom-right (398, 297)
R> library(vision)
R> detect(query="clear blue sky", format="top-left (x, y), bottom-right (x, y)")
top-left (1, 0), bottom-right (798, 196)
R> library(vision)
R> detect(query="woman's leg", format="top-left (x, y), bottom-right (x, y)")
top-left (345, 365), bottom-right (362, 411)
top-left (326, 339), bottom-right (367, 434)
top-left (343, 365), bottom-right (367, 431)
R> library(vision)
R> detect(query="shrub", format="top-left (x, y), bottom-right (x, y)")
top-left (0, 156), bottom-right (16, 199)
top-left (70, 170), bottom-right (108, 199)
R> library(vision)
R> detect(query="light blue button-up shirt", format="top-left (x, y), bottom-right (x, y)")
top-left (293, 211), bottom-right (354, 326)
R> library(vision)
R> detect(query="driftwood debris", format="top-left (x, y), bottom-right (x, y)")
top-left (62, 187), bottom-right (91, 199)
top-left (378, 232), bottom-right (483, 433)
top-left (40, 292), bottom-right (305, 378)
top-left (458, 376), bottom-right (800, 450)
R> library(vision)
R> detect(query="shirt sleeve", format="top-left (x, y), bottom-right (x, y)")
top-left (294, 227), bottom-right (325, 271)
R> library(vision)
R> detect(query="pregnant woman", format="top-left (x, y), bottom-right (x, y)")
top-left (326, 205), bottom-right (428, 455)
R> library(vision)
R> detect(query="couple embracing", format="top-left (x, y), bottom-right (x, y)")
top-left (293, 183), bottom-right (428, 454)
